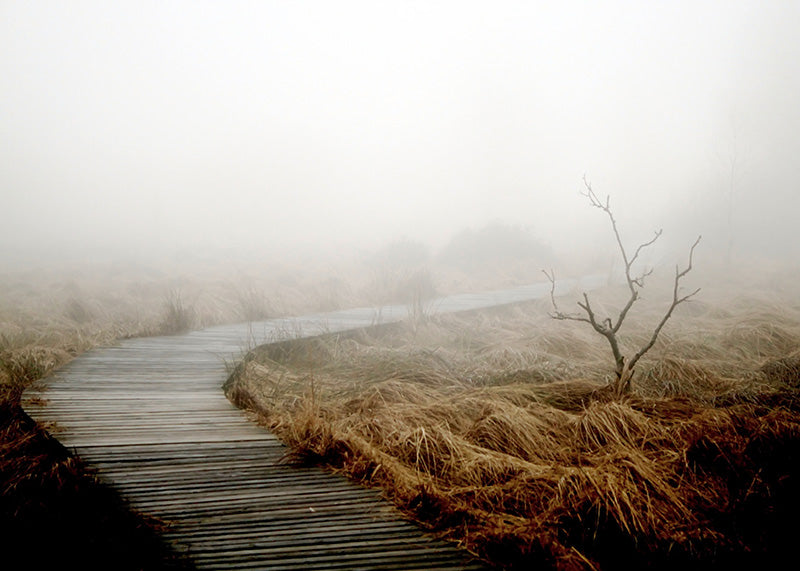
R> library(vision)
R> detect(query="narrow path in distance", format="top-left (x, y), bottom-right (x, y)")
top-left (22, 277), bottom-right (602, 570)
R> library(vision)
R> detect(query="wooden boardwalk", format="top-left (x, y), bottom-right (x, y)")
top-left (22, 277), bottom-right (603, 569)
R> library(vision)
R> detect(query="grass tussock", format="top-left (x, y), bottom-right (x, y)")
top-left (158, 289), bottom-right (196, 335)
top-left (229, 280), bottom-right (800, 570)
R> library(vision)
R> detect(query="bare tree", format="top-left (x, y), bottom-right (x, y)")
top-left (544, 177), bottom-right (701, 395)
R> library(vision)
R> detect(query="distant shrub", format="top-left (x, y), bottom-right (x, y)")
top-left (437, 223), bottom-right (553, 271)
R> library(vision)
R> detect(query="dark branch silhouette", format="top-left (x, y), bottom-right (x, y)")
top-left (545, 178), bottom-right (701, 395)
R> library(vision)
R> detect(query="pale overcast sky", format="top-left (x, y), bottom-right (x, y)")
top-left (2, 1), bottom-right (798, 266)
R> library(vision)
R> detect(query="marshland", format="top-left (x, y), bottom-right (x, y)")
top-left (3, 2), bottom-right (800, 569)
top-left (3, 247), bottom-right (798, 569)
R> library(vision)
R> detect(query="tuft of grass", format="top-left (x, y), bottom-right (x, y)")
top-left (158, 289), bottom-right (195, 335)
top-left (759, 353), bottom-right (800, 388)
top-left (236, 286), bottom-right (272, 322)
top-left (1, 346), bottom-right (72, 391)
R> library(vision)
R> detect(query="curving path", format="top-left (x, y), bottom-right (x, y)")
top-left (22, 277), bottom-right (602, 569)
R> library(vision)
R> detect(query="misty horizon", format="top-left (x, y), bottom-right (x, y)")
top-left (3, 1), bottom-right (799, 273)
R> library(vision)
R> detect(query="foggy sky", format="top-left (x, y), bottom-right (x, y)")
top-left (2, 1), bottom-right (799, 268)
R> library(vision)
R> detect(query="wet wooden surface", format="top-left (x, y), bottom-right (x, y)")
top-left (22, 276), bottom-right (603, 569)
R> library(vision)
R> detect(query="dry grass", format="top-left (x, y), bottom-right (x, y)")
top-left (5, 253), bottom-right (799, 568)
top-left (229, 274), bottom-right (800, 570)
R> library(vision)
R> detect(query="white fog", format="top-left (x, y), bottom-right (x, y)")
top-left (2, 1), bottom-right (798, 270)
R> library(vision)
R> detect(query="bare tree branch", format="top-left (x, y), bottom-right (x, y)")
top-left (546, 181), bottom-right (701, 395)
top-left (543, 269), bottom-right (593, 325)
top-left (627, 235), bottom-right (702, 377)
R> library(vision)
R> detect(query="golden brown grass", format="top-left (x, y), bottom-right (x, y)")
top-left (228, 273), bottom-right (800, 570)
